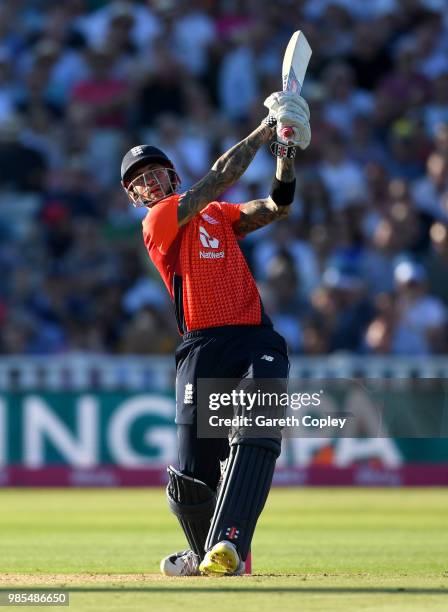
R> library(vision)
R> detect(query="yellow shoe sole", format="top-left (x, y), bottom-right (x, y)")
top-left (199, 542), bottom-right (239, 576)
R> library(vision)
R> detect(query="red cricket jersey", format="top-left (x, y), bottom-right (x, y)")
top-left (142, 194), bottom-right (266, 333)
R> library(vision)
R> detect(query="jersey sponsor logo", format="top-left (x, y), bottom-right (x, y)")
top-left (130, 145), bottom-right (144, 156)
top-left (202, 213), bottom-right (219, 225)
top-left (199, 251), bottom-right (225, 259)
top-left (199, 226), bottom-right (219, 249)
top-left (261, 355), bottom-right (274, 361)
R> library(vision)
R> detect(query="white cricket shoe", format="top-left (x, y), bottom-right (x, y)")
top-left (199, 541), bottom-right (244, 576)
top-left (160, 549), bottom-right (200, 576)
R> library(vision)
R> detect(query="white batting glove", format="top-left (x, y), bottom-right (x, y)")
top-left (264, 91), bottom-right (311, 149)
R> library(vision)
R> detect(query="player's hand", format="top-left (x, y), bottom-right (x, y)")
top-left (264, 91), bottom-right (311, 149)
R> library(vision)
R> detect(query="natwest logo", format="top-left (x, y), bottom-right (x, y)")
top-left (199, 226), bottom-right (219, 249)
top-left (199, 226), bottom-right (224, 259)
top-left (200, 251), bottom-right (225, 259)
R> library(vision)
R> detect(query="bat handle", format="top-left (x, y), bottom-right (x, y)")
top-left (280, 126), bottom-right (294, 141)
top-left (280, 82), bottom-right (301, 142)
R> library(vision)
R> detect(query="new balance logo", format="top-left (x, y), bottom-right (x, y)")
top-left (261, 355), bottom-right (274, 361)
top-left (184, 383), bottom-right (194, 404)
top-left (199, 226), bottom-right (219, 249)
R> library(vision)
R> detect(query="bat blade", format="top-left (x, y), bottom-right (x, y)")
top-left (282, 31), bottom-right (312, 94)
top-left (280, 31), bottom-right (312, 140)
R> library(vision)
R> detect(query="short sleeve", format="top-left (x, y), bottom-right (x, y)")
top-left (217, 202), bottom-right (242, 223)
top-left (142, 195), bottom-right (180, 254)
top-left (216, 202), bottom-right (243, 236)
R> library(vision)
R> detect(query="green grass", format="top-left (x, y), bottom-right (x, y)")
top-left (0, 488), bottom-right (447, 611)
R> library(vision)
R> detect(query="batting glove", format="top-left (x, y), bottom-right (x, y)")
top-left (264, 91), bottom-right (311, 149)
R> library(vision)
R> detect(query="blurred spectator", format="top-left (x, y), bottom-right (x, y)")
top-left (252, 219), bottom-right (320, 298)
top-left (311, 259), bottom-right (373, 353)
top-left (0, 48), bottom-right (16, 123)
top-left (367, 260), bottom-right (447, 355)
top-left (423, 222), bottom-right (448, 304)
top-left (149, 113), bottom-right (210, 189)
top-left (74, 0), bottom-right (161, 53)
top-left (364, 292), bottom-right (395, 355)
top-left (168, 0), bottom-right (216, 78)
top-left (120, 306), bottom-right (176, 354)
top-left (318, 131), bottom-right (367, 210)
top-left (0, 116), bottom-right (47, 192)
top-left (0, 5), bottom-right (24, 58)
top-left (434, 122), bottom-right (448, 158)
top-left (15, 58), bottom-right (65, 169)
top-left (377, 41), bottom-right (430, 129)
top-left (69, 47), bottom-right (131, 129)
top-left (347, 113), bottom-right (388, 167)
top-left (302, 316), bottom-right (330, 355)
top-left (412, 149), bottom-right (448, 219)
top-left (321, 61), bottom-right (373, 137)
top-left (42, 158), bottom-right (99, 219)
top-left (133, 41), bottom-right (189, 129)
top-left (318, 3), bottom-right (354, 59)
top-left (258, 252), bottom-right (308, 353)
top-left (385, 119), bottom-right (427, 180)
top-left (393, 260), bottom-right (447, 354)
top-left (298, 172), bottom-right (333, 236)
top-left (413, 12), bottom-right (448, 79)
top-left (218, 25), bottom-right (259, 121)
top-left (424, 73), bottom-right (448, 136)
top-left (346, 21), bottom-right (393, 91)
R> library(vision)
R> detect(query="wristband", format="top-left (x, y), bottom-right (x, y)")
top-left (270, 176), bottom-right (296, 206)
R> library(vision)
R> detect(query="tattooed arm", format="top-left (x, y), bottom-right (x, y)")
top-left (177, 123), bottom-right (274, 227)
top-left (234, 157), bottom-right (296, 236)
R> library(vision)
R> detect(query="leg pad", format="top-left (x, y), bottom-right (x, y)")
top-left (205, 438), bottom-right (280, 560)
top-left (166, 466), bottom-right (216, 558)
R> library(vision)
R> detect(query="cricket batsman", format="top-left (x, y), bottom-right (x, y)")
top-left (120, 92), bottom-right (310, 576)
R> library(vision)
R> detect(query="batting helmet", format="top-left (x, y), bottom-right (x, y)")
top-left (121, 144), bottom-right (180, 207)
top-left (120, 144), bottom-right (175, 184)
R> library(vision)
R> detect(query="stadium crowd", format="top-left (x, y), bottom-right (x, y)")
top-left (0, 0), bottom-right (448, 356)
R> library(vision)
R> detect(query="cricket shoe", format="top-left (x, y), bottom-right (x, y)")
top-left (160, 549), bottom-right (200, 576)
top-left (199, 541), bottom-right (244, 576)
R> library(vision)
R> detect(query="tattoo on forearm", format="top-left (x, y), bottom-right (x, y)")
top-left (236, 198), bottom-right (289, 235)
top-left (177, 124), bottom-right (272, 226)
top-left (212, 124), bottom-right (272, 184)
top-left (236, 157), bottom-right (296, 234)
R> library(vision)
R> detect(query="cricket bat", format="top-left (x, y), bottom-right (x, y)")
top-left (280, 30), bottom-right (312, 142)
